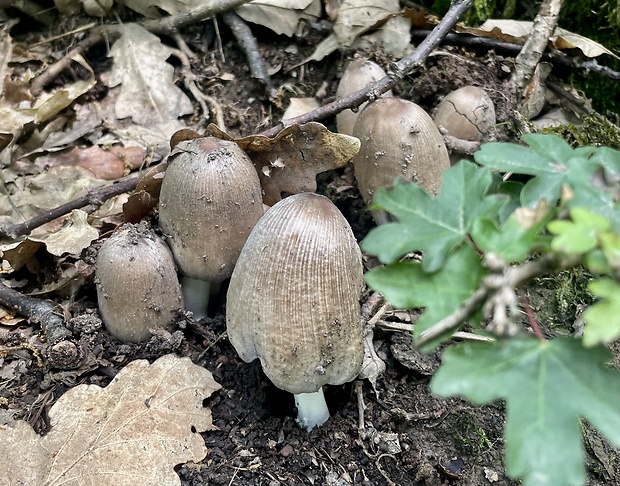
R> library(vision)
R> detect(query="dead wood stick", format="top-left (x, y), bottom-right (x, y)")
top-left (260, 0), bottom-right (475, 138)
top-left (411, 30), bottom-right (620, 80)
top-left (221, 10), bottom-right (277, 99)
top-left (511, 0), bottom-right (564, 96)
top-left (0, 175), bottom-right (141, 239)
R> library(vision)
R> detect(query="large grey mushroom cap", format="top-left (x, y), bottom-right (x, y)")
top-left (96, 223), bottom-right (183, 343)
top-left (158, 137), bottom-right (264, 283)
top-left (352, 97), bottom-right (450, 224)
top-left (226, 192), bottom-right (364, 395)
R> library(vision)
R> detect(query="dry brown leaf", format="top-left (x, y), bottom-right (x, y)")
top-left (462, 20), bottom-right (619, 59)
top-left (205, 122), bottom-right (360, 206)
top-left (0, 354), bottom-right (221, 486)
top-left (236, 0), bottom-right (320, 37)
top-left (29, 210), bottom-right (99, 257)
top-left (102, 24), bottom-right (193, 125)
top-left (35, 145), bottom-right (145, 180)
top-left (332, 0), bottom-right (400, 47)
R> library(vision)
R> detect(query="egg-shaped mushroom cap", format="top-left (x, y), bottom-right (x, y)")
top-left (353, 97), bottom-right (450, 224)
top-left (158, 137), bottom-right (264, 282)
top-left (96, 222), bottom-right (183, 343)
top-left (226, 192), bottom-right (364, 395)
top-left (336, 59), bottom-right (393, 136)
top-left (433, 86), bottom-right (496, 141)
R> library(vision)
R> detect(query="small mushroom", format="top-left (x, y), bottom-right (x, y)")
top-left (433, 86), bottom-right (496, 141)
top-left (96, 222), bottom-right (183, 343)
top-left (158, 137), bottom-right (264, 318)
top-left (352, 97), bottom-right (450, 224)
top-left (336, 59), bottom-right (393, 136)
top-left (226, 192), bottom-right (364, 430)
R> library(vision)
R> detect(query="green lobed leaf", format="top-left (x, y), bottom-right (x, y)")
top-left (471, 206), bottom-right (552, 263)
top-left (474, 140), bottom-right (558, 176)
top-left (364, 244), bottom-right (485, 348)
top-left (431, 337), bottom-right (620, 486)
top-left (548, 207), bottom-right (610, 254)
top-left (582, 278), bottom-right (620, 346)
top-left (521, 133), bottom-right (574, 162)
top-left (362, 160), bottom-right (505, 272)
top-left (589, 146), bottom-right (620, 182)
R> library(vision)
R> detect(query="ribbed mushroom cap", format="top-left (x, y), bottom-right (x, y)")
top-left (352, 97), bottom-right (450, 224)
top-left (158, 137), bottom-right (264, 282)
top-left (226, 192), bottom-right (364, 395)
top-left (336, 59), bottom-right (393, 136)
top-left (433, 86), bottom-right (496, 141)
top-left (96, 223), bottom-right (183, 343)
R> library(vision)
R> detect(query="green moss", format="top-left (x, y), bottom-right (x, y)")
top-left (539, 116), bottom-right (620, 150)
top-left (452, 412), bottom-right (493, 456)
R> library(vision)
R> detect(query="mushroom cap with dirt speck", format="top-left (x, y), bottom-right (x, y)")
top-left (433, 85), bottom-right (496, 141)
top-left (95, 222), bottom-right (183, 343)
top-left (352, 97), bottom-right (450, 224)
top-left (158, 137), bottom-right (264, 282)
top-left (226, 192), bottom-right (364, 395)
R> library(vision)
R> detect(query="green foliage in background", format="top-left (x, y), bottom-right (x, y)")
top-left (361, 134), bottom-right (620, 486)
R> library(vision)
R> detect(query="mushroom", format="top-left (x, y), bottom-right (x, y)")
top-left (226, 192), bottom-right (364, 430)
top-left (158, 137), bottom-right (264, 319)
top-left (96, 222), bottom-right (183, 343)
top-left (352, 97), bottom-right (450, 224)
top-left (336, 59), bottom-right (393, 136)
top-left (433, 86), bottom-right (495, 141)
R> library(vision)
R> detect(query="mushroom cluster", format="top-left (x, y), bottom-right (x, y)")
top-left (226, 192), bottom-right (364, 430)
top-left (158, 137), bottom-right (264, 318)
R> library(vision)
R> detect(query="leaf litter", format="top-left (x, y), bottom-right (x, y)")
top-left (0, 2), bottom-right (619, 486)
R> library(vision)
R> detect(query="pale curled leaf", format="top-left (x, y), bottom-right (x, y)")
top-left (205, 123), bottom-right (360, 206)
top-left (333, 0), bottom-right (400, 47)
top-left (0, 354), bottom-right (221, 486)
top-left (102, 24), bottom-right (193, 125)
top-left (236, 0), bottom-right (320, 37)
top-left (29, 209), bottom-right (99, 257)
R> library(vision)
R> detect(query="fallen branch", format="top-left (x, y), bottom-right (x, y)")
top-left (0, 175), bottom-right (141, 239)
top-left (222, 10), bottom-right (277, 99)
top-left (410, 30), bottom-right (620, 80)
top-left (511, 0), bottom-right (564, 96)
top-left (0, 281), bottom-right (84, 369)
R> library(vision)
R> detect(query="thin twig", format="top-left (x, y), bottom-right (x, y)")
top-left (0, 175), bottom-right (141, 239)
top-left (511, 0), bottom-right (564, 96)
top-left (222, 10), bottom-right (277, 99)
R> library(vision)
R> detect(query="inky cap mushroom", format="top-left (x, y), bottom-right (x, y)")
top-left (226, 192), bottom-right (364, 430)
top-left (158, 137), bottom-right (264, 318)
top-left (96, 222), bottom-right (183, 343)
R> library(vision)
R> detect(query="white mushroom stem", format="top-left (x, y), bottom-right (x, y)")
top-left (294, 387), bottom-right (330, 431)
top-left (181, 276), bottom-right (210, 320)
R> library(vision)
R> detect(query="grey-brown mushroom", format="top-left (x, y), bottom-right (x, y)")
top-left (336, 59), bottom-right (393, 136)
top-left (352, 97), bottom-right (450, 224)
top-left (158, 137), bottom-right (264, 319)
top-left (96, 222), bottom-right (183, 343)
top-left (226, 192), bottom-right (364, 430)
top-left (433, 86), bottom-right (496, 141)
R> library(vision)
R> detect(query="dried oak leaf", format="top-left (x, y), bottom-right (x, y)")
top-left (205, 122), bottom-right (360, 206)
top-left (0, 354), bottom-right (221, 486)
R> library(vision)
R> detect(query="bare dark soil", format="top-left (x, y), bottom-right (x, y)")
top-left (1, 13), bottom-right (619, 486)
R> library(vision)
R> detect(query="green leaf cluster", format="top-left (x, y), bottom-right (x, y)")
top-left (360, 134), bottom-right (620, 486)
